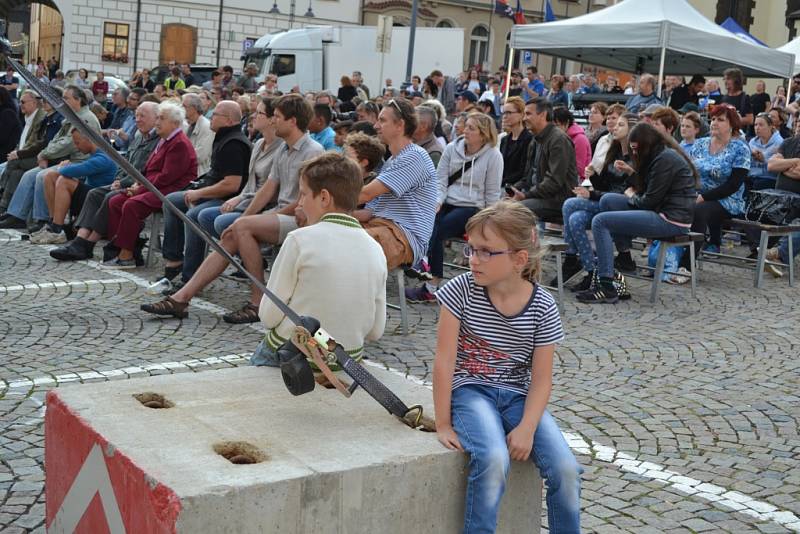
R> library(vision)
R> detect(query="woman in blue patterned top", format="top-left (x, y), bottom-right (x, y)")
top-left (689, 104), bottom-right (751, 254)
top-left (433, 201), bottom-right (582, 533)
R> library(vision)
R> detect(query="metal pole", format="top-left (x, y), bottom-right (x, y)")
top-left (133, 0), bottom-right (142, 71)
top-left (657, 45), bottom-right (666, 97)
top-left (487, 0), bottom-right (494, 71)
top-left (216, 0), bottom-right (223, 63)
top-left (405, 0), bottom-right (418, 83)
top-left (503, 47), bottom-right (514, 102)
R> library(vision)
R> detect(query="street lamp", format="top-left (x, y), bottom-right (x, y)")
top-left (269, 2), bottom-right (280, 14)
top-left (304, 2), bottom-right (314, 18)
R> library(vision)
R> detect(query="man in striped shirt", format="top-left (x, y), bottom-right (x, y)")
top-left (357, 97), bottom-right (438, 269)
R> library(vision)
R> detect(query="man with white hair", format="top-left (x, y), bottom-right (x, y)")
top-left (159, 100), bottom-right (250, 280)
top-left (101, 102), bottom-right (199, 268)
top-left (182, 93), bottom-right (214, 175)
top-left (50, 101), bottom-right (161, 261)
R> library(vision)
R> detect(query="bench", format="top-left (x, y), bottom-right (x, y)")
top-left (727, 219), bottom-right (799, 288)
top-left (626, 232), bottom-right (704, 303)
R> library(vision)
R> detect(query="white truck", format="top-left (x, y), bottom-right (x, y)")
top-left (243, 26), bottom-right (464, 94)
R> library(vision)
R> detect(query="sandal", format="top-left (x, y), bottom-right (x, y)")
top-left (223, 302), bottom-right (260, 324)
top-left (140, 296), bottom-right (189, 319)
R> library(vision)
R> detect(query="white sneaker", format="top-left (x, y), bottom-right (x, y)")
top-left (146, 277), bottom-right (173, 295)
top-left (667, 267), bottom-right (691, 284)
top-left (31, 229), bottom-right (66, 244)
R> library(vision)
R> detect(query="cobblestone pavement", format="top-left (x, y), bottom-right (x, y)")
top-left (1, 228), bottom-right (799, 533)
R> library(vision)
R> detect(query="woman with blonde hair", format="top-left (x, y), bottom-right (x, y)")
top-left (406, 112), bottom-right (504, 302)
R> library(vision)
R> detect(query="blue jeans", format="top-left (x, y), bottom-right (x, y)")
top-left (451, 385), bottom-right (582, 534)
top-left (593, 193), bottom-right (687, 278)
top-left (161, 191), bottom-right (223, 281)
top-left (562, 197), bottom-right (602, 272)
top-left (197, 206), bottom-right (242, 238)
top-left (6, 165), bottom-right (52, 222)
top-left (778, 233), bottom-right (800, 264)
top-left (428, 204), bottom-right (479, 278)
top-left (251, 338), bottom-right (280, 366)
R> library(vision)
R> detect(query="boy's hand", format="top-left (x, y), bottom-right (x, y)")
top-left (436, 425), bottom-right (463, 452)
top-left (506, 424), bottom-right (534, 461)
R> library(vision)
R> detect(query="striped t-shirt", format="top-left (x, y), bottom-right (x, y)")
top-left (365, 143), bottom-right (438, 264)
top-left (436, 272), bottom-right (565, 395)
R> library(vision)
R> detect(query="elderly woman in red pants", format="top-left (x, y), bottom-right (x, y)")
top-left (103, 102), bottom-right (198, 268)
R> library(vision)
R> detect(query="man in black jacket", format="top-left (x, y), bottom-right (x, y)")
top-left (512, 97), bottom-right (576, 221)
top-left (160, 100), bottom-right (250, 285)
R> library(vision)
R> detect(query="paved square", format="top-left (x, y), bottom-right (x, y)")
top-left (1, 229), bottom-right (799, 533)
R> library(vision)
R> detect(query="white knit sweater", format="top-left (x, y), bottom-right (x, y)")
top-left (258, 213), bottom-right (388, 359)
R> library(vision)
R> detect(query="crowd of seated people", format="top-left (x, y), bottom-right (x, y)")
top-left (1, 58), bottom-right (799, 312)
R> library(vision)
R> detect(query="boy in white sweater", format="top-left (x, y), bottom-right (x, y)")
top-left (253, 152), bottom-right (388, 365)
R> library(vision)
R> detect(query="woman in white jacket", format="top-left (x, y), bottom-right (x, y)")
top-left (405, 112), bottom-right (503, 302)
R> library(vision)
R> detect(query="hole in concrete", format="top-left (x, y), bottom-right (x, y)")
top-left (133, 392), bottom-right (174, 409)
top-left (213, 441), bottom-right (268, 465)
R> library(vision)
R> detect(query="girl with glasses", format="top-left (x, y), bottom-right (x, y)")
top-left (432, 200), bottom-right (581, 533)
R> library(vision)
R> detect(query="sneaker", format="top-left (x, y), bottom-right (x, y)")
top-left (548, 254), bottom-right (582, 287)
top-left (49, 238), bottom-right (94, 261)
top-left (613, 251), bottom-right (636, 273)
top-left (702, 243), bottom-right (720, 254)
top-left (765, 264), bottom-right (784, 278)
top-left (0, 215), bottom-right (26, 229)
top-left (30, 229), bottom-right (66, 244)
top-left (576, 279), bottom-right (619, 304)
top-left (146, 277), bottom-right (173, 295)
top-left (667, 267), bottom-right (692, 285)
top-left (101, 257), bottom-right (136, 269)
top-left (569, 271), bottom-right (594, 293)
top-left (405, 284), bottom-right (436, 303)
top-left (163, 279), bottom-right (186, 296)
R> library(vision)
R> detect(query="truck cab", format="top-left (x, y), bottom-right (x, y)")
top-left (243, 28), bottom-right (329, 93)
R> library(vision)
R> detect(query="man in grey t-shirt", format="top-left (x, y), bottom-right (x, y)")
top-left (145, 94), bottom-right (322, 323)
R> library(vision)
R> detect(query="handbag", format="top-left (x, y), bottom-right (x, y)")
top-left (745, 188), bottom-right (800, 226)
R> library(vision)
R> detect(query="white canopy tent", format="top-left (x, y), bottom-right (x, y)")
top-left (778, 37), bottom-right (800, 74)
top-left (509, 0), bottom-right (795, 86)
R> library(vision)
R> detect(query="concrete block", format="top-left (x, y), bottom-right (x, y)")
top-left (45, 365), bottom-right (541, 533)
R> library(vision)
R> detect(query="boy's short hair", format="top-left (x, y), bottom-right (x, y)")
top-left (344, 132), bottom-right (386, 173)
top-left (299, 153), bottom-right (363, 212)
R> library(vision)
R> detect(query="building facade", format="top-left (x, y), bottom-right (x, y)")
top-left (36, 0), bottom-right (360, 77)
top-left (29, 4), bottom-right (62, 65)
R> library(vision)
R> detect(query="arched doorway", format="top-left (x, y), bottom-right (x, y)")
top-left (1, 0), bottom-right (65, 69)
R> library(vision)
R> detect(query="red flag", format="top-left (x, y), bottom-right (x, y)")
top-left (514, 0), bottom-right (527, 24)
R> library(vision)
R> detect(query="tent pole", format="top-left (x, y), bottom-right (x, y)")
top-left (657, 45), bottom-right (666, 98)
top-left (504, 47), bottom-right (515, 103)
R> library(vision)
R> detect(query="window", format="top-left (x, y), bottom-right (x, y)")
top-left (436, 19), bottom-right (454, 28)
top-left (469, 25), bottom-right (489, 69)
top-left (269, 54), bottom-right (296, 77)
top-left (102, 22), bottom-right (129, 63)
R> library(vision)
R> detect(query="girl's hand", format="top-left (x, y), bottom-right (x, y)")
top-left (696, 194), bottom-right (705, 204)
top-left (623, 187), bottom-right (636, 198)
top-left (584, 164), bottom-right (596, 178)
top-left (506, 425), bottom-right (535, 461)
top-left (573, 186), bottom-right (589, 199)
top-left (436, 425), bottom-right (463, 451)
top-left (614, 160), bottom-right (634, 175)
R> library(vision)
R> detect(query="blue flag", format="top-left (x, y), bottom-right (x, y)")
top-left (544, 0), bottom-right (556, 22)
